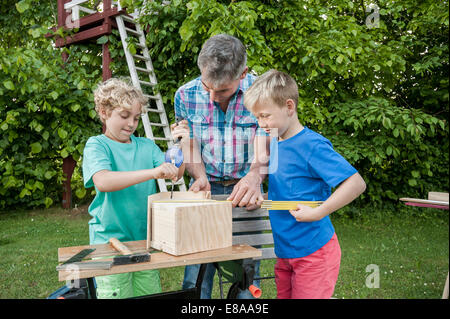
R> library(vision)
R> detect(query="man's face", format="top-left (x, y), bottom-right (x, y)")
top-left (200, 67), bottom-right (248, 106)
top-left (200, 76), bottom-right (241, 105)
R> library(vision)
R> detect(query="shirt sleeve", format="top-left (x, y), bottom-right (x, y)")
top-left (174, 88), bottom-right (188, 119)
top-left (152, 141), bottom-right (165, 168)
top-left (174, 88), bottom-right (193, 138)
top-left (307, 141), bottom-right (357, 188)
top-left (82, 137), bottom-right (112, 188)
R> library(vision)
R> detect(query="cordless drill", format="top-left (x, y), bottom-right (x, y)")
top-left (164, 117), bottom-right (184, 198)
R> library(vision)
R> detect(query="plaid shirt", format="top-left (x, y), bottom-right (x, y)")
top-left (174, 74), bottom-right (266, 182)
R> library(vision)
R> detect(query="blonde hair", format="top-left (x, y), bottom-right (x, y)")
top-left (93, 78), bottom-right (148, 123)
top-left (244, 69), bottom-right (298, 111)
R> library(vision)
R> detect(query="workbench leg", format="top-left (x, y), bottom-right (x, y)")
top-left (87, 277), bottom-right (97, 299)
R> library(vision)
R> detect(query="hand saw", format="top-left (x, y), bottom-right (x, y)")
top-left (56, 248), bottom-right (113, 271)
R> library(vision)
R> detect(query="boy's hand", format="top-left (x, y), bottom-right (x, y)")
top-left (289, 204), bottom-right (325, 222)
top-left (155, 163), bottom-right (178, 181)
top-left (170, 119), bottom-right (190, 143)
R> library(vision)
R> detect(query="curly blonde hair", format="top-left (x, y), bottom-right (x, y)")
top-left (93, 78), bottom-right (148, 123)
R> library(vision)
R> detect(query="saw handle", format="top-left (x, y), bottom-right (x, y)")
top-left (109, 238), bottom-right (132, 255)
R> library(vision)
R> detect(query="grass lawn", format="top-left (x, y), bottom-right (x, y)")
top-left (0, 204), bottom-right (448, 299)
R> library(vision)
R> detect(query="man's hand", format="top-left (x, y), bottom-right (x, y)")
top-left (227, 172), bottom-right (263, 210)
top-left (170, 120), bottom-right (190, 143)
top-left (189, 175), bottom-right (211, 192)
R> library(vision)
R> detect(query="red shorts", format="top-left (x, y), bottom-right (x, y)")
top-left (274, 233), bottom-right (341, 299)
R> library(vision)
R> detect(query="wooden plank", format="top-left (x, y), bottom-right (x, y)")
top-left (232, 207), bottom-right (269, 219)
top-left (58, 244), bottom-right (261, 281)
top-left (232, 219), bottom-right (271, 233)
top-left (232, 233), bottom-right (274, 246)
top-left (54, 23), bottom-right (111, 47)
top-left (64, 0), bottom-right (90, 9)
top-left (428, 192), bottom-right (449, 202)
top-left (211, 193), bottom-right (269, 201)
top-left (46, 8), bottom-right (123, 40)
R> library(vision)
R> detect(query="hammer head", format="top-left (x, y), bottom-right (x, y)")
top-left (113, 253), bottom-right (150, 266)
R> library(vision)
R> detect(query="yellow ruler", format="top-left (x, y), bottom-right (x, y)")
top-left (151, 199), bottom-right (323, 210)
top-left (261, 200), bottom-right (323, 210)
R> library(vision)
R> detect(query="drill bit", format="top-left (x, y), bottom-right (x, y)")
top-left (170, 157), bottom-right (176, 199)
top-left (166, 117), bottom-right (184, 199)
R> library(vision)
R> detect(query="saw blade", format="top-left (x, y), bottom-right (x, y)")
top-left (61, 248), bottom-right (96, 265)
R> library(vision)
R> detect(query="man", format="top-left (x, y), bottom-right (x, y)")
top-left (172, 34), bottom-right (269, 299)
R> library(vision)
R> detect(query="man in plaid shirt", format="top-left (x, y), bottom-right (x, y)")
top-left (171, 34), bottom-right (269, 299)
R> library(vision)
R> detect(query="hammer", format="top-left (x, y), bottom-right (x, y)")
top-left (109, 238), bottom-right (151, 265)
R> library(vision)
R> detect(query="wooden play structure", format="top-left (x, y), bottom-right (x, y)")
top-left (48, 0), bottom-right (185, 208)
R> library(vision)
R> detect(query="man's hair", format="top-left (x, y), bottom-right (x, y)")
top-left (93, 78), bottom-right (148, 123)
top-left (244, 69), bottom-right (299, 111)
top-left (197, 34), bottom-right (247, 88)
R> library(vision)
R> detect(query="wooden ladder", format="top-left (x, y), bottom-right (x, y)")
top-left (115, 10), bottom-right (187, 192)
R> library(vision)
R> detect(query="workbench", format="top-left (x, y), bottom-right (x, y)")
top-left (57, 240), bottom-right (261, 299)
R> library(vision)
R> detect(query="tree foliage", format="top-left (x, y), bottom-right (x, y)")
top-left (0, 0), bottom-right (448, 209)
top-left (0, 0), bottom-right (103, 208)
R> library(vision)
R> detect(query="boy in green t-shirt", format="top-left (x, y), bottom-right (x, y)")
top-left (82, 78), bottom-right (187, 298)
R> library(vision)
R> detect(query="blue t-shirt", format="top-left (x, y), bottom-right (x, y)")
top-left (268, 127), bottom-right (357, 258)
top-left (82, 134), bottom-right (165, 245)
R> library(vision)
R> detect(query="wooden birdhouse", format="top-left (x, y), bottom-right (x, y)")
top-left (147, 191), bottom-right (232, 256)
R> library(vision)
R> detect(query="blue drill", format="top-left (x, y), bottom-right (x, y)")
top-left (165, 118), bottom-right (184, 198)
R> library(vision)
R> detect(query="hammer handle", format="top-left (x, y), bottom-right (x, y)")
top-left (109, 238), bottom-right (132, 255)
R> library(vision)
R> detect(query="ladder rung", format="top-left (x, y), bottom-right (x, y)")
top-left (133, 54), bottom-right (150, 61)
top-left (124, 27), bottom-right (143, 37)
top-left (143, 93), bottom-right (158, 100)
top-left (149, 122), bottom-right (169, 127)
top-left (152, 137), bottom-right (172, 141)
top-left (135, 42), bottom-right (146, 49)
top-left (139, 80), bottom-right (156, 87)
top-left (121, 15), bottom-right (136, 23)
top-left (136, 66), bottom-right (153, 74)
top-left (146, 107), bottom-right (163, 113)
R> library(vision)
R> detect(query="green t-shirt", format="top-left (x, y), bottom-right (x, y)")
top-left (82, 134), bottom-right (165, 245)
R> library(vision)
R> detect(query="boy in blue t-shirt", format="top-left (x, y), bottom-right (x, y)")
top-left (82, 78), bottom-right (187, 298)
top-left (244, 70), bottom-right (366, 299)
